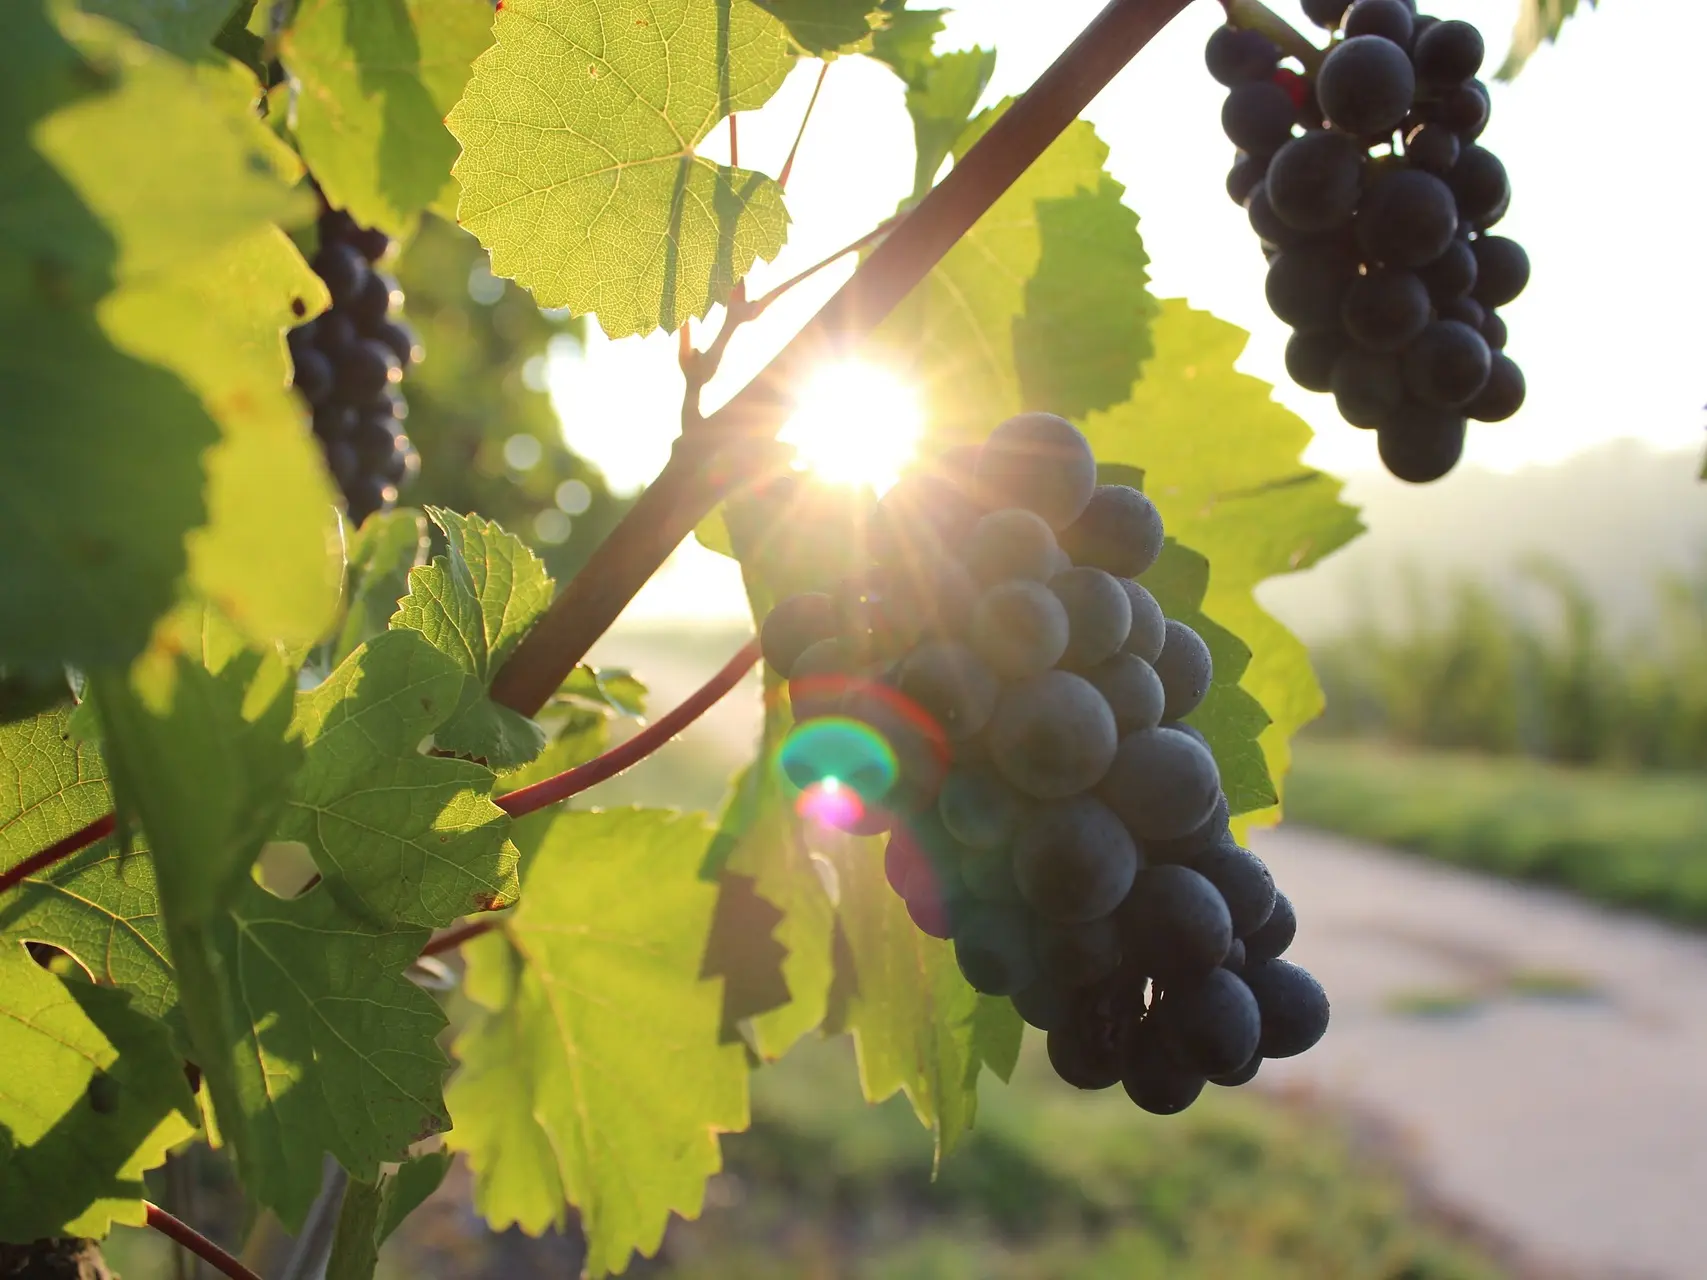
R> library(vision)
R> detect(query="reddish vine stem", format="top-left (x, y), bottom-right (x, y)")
top-left (487, 0), bottom-right (1194, 718)
top-left (420, 916), bottom-right (499, 958)
top-left (497, 638), bottom-right (761, 818)
top-left (0, 812), bottom-right (114, 897)
top-left (145, 1202), bottom-right (264, 1280)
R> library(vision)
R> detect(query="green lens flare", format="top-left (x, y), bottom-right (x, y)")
top-left (777, 716), bottom-right (897, 803)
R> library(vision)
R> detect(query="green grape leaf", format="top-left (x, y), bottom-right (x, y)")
top-left (871, 108), bottom-right (1145, 445)
top-left (325, 1150), bottom-right (453, 1280)
top-left (0, 940), bottom-right (198, 1240)
top-left (210, 881), bottom-right (449, 1229)
top-left (81, 0), bottom-right (237, 59)
top-left (279, 629), bottom-right (521, 928)
top-left (213, 1), bottom-right (267, 80)
top-left (1082, 301), bottom-right (1364, 823)
top-left (970, 992), bottom-right (1023, 1085)
top-left (90, 607), bottom-right (301, 928)
top-left (0, 7), bottom-right (330, 675)
top-left (0, 706), bottom-right (111, 868)
top-left (1498, 0), bottom-right (1596, 80)
top-left (282, 0), bottom-right (497, 238)
top-left (869, 5), bottom-right (945, 84)
top-left (898, 47), bottom-right (995, 201)
top-left (390, 508), bottom-right (555, 769)
top-left (324, 508), bottom-right (431, 671)
top-left (445, 0), bottom-right (797, 338)
top-left (377, 1148), bottom-right (453, 1243)
top-left (0, 842), bottom-right (177, 1022)
top-left (826, 831), bottom-right (985, 1158)
top-left (447, 808), bottom-right (749, 1278)
top-left (754, 0), bottom-right (881, 55)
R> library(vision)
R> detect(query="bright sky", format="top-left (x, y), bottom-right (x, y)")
top-left (545, 0), bottom-right (1707, 623)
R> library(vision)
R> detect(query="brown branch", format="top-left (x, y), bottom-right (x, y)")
top-left (146, 1202), bottom-right (265, 1280)
top-left (487, 0), bottom-right (1194, 717)
top-left (420, 916), bottom-right (499, 958)
top-left (0, 812), bottom-right (116, 897)
top-left (496, 637), bottom-right (761, 817)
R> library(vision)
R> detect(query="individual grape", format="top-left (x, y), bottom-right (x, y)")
top-left (1401, 320), bottom-right (1492, 406)
top-left (1154, 968), bottom-right (1262, 1077)
top-left (1264, 132), bottom-right (1364, 232)
top-left (1265, 241), bottom-right (1361, 330)
top-left (343, 475), bottom-right (395, 525)
top-left (1096, 726), bottom-right (1222, 843)
top-left (788, 636), bottom-right (863, 721)
top-left (351, 413), bottom-right (403, 466)
top-left (315, 309), bottom-right (359, 356)
top-left (1417, 237), bottom-right (1476, 303)
top-left (837, 575), bottom-right (912, 661)
top-left (1341, 268), bottom-right (1431, 353)
top-left (336, 339), bottom-right (402, 401)
top-left (1059, 485), bottom-right (1165, 578)
top-left (1469, 235), bottom-right (1530, 307)
top-left (1331, 349), bottom-right (1404, 428)
top-left (1378, 402), bottom-right (1467, 482)
top-left (1480, 309), bottom-right (1508, 350)
top-left (1435, 80), bottom-right (1490, 138)
top-left (374, 319), bottom-right (421, 368)
top-left (938, 765), bottom-right (1022, 850)
top-left (349, 270), bottom-right (400, 331)
top-left (1316, 35), bottom-right (1416, 136)
top-left (1205, 25), bottom-right (1280, 86)
top-left (1116, 864), bottom-right (1233, 980)
top-left (1243, 891), bottom-right (1297, 963)
top-left (1191, 836), bottom-right (1277, 938)
top-left (1447, 145), bottom-right (1510, 228)
top-left (1211, 1054), bottom-right (1261, 1087)
top-left (760, 592), bottom-right (838, 676)
top-left (1121, 1022), bottom-right (1207, 1115)
top-left (884, 829), bottom-right (925, 898)
top-left (1466, 352), bottom-right (1525, 422)
top-left (324, 440), bottom-right (360, 489)
top-left (1412, 18), bottom-right (1484, 84)
top-left (1050, 567), bottom-right (1133, 669)
top-left (1034, 915), bottom-right (1122, 989)
top-left (1437, 296), bottom-right (1485, 330)
top-left (987, 670), bottom-right (1118, 799)
top-left (1119, 580), bottom-right (1167, 666)
top-left (1047, 1016), bottom-right (1123, 1091)
top-left (1344, 0), bottom-right (1414, 44)
top-left (1152, 620), bottom-right (1213, 722)
top-left (886, 555), bottom-right (979, 640)
top-left (313, 241), bottom-right (369, 306)
top-left (1285, 329), bottom-right (1346, 393)
top-left (970, 579), bottom-right (1070, 680)
top-left (874, 470), bottom-right (983, 566)
top-left (1242, 959), bottom-right (1331, 1058)
top-left (1012, 980), bottom-right (1071, 1031)
top-left (897, 639), bottom-right (999, 741)
top-left (960, 843), bottom-right (1023, 904)
top-left (1011, 795), bottom-right (1139, 923)
top-left (1355, 169), bottom-right (1458, 267)
top-left (291, 348), bottom-right (334, 405)
top-left (1221, 81), bottom-right (1298, 155)
top-left (974, 413), bottom-right (1098, 529)
top-left (953, 902), bottom-right (1038, 996)
top-left (841, 685), bottom-right (950, 813)
top-left (1407, 13), bottom-right (1437, 47)
top-left (1223, 937), bottom-right (1248, 973)
top-left (1083, 653), bottom-right (1166, 736)
top-left (1144, 791), bottom-right (1230, 865)
top-left (1227, 150), bottom-right (1268, 205)
top-left (312, 402), bottom-right (356, 441)
top-left (1403, 122), bottom-right (1460, 174)
top-left (965, 507), bottom-right (1058, 585)
top-left (1302, 0), bottom-right (1349, 29)
top-left (905, 876), bottom-right (957, 939)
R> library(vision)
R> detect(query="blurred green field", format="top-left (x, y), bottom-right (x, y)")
top-left (1287, 740), bottom-right (1707, 923)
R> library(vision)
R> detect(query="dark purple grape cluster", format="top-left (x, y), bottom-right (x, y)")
top-left (1211, 1), bottom-right (1529, 482)
top-left (286, 208), bottom-right (421, 525)
top-left (759, 414), bottom-right (1329, 1112)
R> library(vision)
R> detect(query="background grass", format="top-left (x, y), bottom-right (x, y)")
top-left (1287, 740), bottom-right (1707, 923)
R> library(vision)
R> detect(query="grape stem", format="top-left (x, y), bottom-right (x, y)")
top-left (487, 0), bottom-right (1195, 718)
top-left (146, 1202), bottom-right (264, 1280)
top-left (0, 812), bottom-right (115, 898)
top-left (1225, 0), bottom-right (1327, 73)
top-left (420, 916), bottom-right (499, 958)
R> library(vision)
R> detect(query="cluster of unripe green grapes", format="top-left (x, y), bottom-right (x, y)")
top-left (286, 207), bottom-right (422, 525)
top-left (759, 414), bottom-right (1329, 1112)
top-left (1213, 0), bottom-right (1529, 481)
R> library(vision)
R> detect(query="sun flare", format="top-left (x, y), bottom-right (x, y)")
top-left (778, 361), bottom-right (923, 494)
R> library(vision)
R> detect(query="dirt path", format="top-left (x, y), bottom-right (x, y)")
top-left (1250, 826), bottom-right (1707, 1280)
